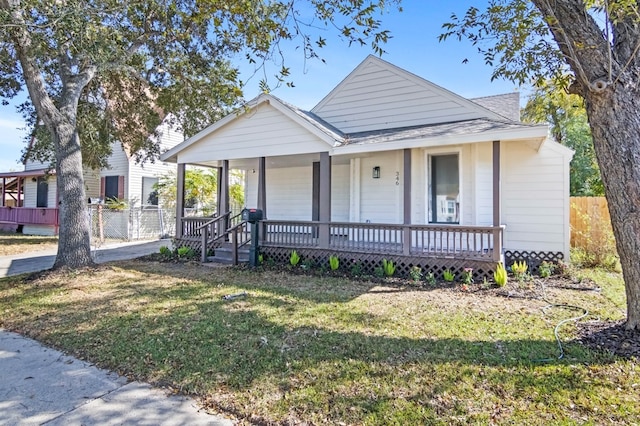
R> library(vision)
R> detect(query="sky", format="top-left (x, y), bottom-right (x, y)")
top-left (0, 0), bottom-right (522, 172)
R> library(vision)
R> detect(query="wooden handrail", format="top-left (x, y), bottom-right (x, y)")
top-left (260, 220), bottom-right (504, 261)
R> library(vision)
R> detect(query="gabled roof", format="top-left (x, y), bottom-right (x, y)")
top-left (310, 55), bottom-right (508, 133)
top-left (161, 93), bottom-right (343, 163)
top-left (161, 56), bottom-right (550, 163)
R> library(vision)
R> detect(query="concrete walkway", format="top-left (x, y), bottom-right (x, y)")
top-left (0, 240), bottom-right (235, 425)
top-left (0, 239), bottom-right (171, 278)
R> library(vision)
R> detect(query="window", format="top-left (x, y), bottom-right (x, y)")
top-left (430, 154), bottom-right (459, 223)
top-left (36, 177), bottom-right (48, 208)
top-left (104, 176), bottom-right (120, 200)
top-left (142, 177), bottom-right (159, 206)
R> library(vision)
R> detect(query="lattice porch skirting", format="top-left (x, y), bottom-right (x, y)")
top-left (261, 246), bottom-right (499, 281)
top-left (262, 247), bottom-right (565, 281)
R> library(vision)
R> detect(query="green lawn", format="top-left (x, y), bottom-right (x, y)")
top-left (0, 261), bottom-right (637, 425)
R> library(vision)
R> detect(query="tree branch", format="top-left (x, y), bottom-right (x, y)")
top-left (532, 0), bottom-right (614, 93)
top-left (0, 0), bottom-right (62, 127)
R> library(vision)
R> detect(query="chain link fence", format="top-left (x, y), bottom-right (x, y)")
top-left (89, 205), bottom-right (175, 243)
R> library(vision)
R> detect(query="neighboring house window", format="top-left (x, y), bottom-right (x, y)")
top-left (430, 154), bottom-right (459, 223)
top-left (36, 177), bottom-right (48, 208)
top-left (142, 177), bottom-right (159, 206)
top-left (101, 175), bottom-right (124, 201)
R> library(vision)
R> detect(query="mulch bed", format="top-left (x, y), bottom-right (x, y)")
top-left (576, 320), bottom-right (640, 361)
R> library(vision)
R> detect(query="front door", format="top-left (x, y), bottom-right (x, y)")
top-left (430, 154), bottom-right (459, 223)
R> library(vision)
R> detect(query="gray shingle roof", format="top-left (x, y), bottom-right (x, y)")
top-left (471, 93), bottom-right (520, 121)
top-left (343, 118), bottom-right (541, 146)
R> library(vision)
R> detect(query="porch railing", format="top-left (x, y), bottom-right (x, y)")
top-left (0, 207), bottom-right (59, 226)
top-left (261, 220), bottom-right (504, 261)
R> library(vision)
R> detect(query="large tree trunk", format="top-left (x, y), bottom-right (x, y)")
top-left (51, 119), bottom-right (94, 270)
top-left (531, 0), bottom-right (640, 330)
top-left (585, 78), bottom-right (640, 330)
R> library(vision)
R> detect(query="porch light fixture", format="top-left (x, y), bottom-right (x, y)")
top-left (372, 166), bottom-right (381, 179)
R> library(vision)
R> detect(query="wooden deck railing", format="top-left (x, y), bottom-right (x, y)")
top-left (0, 207), bottom-right (59, 226)
top-left (261, 220), bottom-right (504, 261)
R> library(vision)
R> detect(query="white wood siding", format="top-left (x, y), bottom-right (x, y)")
top-left (84, 169), bottom-right (101, 199)
top-left (503, 141), bottom-right (568, 254)
top-left (312, 59), bottom-right (487, 133)
top-left (101, 142), bottom-right (130, 199)
top-left (244, 163), bottom-right (350, 221)
top-left (474, 142), bottom-right (494, 226)
top-left (331, 164), bottom-right (350, 222)
top-left (357, 151), bottom-right (402, 223)
top-left (266, 166), bottom-right (312, 220)
top-left (22, 177), bottom-right (57, 208)
top-left (177, 103), bottom-right (332, 164)
top-left (24, 159), bottom-right (51, 171)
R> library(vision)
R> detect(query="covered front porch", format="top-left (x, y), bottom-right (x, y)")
top-left (169, 139), bottom-right (506, 278)
top-left (0, 169), bottom-right (59, 232)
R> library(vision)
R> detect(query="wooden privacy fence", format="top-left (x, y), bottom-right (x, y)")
top-left (570, 196), bottom-right (613, 249)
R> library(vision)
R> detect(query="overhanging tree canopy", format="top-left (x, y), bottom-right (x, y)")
top-left (441, 0), bottom-right (640, 330)
top-left (0, 0), bottom-right (397, 270)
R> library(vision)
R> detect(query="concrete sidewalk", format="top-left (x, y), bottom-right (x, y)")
top-left (0, 240), bottom-right (235, 425)
top-left (0, 330), bottom-right (233, 425)
top-left (0, 239), bottom-right (171, 278)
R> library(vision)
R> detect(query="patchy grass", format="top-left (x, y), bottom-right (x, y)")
top-left (0, 231), bottom-right (58, 256)
top-left (0, 262), bottom-right (638, 425)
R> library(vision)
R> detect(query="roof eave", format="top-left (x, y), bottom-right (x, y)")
top-left (331, 125), bottom-right (549, 156)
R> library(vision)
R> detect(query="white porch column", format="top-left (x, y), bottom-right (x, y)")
top-left (257, 156), bottom-right (266, 218)
top-left (403, 148), bottom-right (412, 255)
top-left (493, 140), bottom-right (503, 262)
top-left (175, 163), bottom-right (185, 238)
top-left (319, 152), bottom-right (332, 249)
top-left (220, 160), bottom-right (229, 215)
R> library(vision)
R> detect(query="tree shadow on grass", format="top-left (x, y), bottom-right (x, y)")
top-left (2, 258), bottom-right (630, 424)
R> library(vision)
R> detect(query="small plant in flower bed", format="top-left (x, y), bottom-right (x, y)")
top-left (443, 269), bottom-right (455, 282)
top-left (300, 258), bottom-right (314, 270)
top-left (511, 260), bottom-right (529, 282)
top-left (350, 261), bottom-right (363, 277)
top-left (373, 266), bottom-right (385, 278)
top-left (329, 255), bottom-right (340, 271)
top-left (494, 262), bottom-right (508, 287)
top-left (538, 260), bottom-right (556, 278)
top-left (382, 259), bottom-right (395, 277)
top-left (424, 272), bottom-right (437, 287)
top-left (289, 250), bottom-right (300, 267)
top-left (409, 266), bottom-right (422, 282)
top-left (461, 267), bottom-right (474, 285)
top-left (159, 245), bottom-right (173, 259)
top-left (176, 246), bottom-right (196, 259)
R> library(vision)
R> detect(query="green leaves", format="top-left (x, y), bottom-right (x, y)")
top-left (440, 0), bottom-right (566, 86)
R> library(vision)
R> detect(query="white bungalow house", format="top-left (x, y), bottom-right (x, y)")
top-left (160, 56), bottom-right (573, 278)
top-left (0, 119), bottom-right (183, 237)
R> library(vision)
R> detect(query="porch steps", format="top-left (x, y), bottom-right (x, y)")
top-left (207, 242), bottom-right (249, 264)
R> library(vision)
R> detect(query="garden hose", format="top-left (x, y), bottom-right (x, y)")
top-left (538, 279), bottom-right (590, 361)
